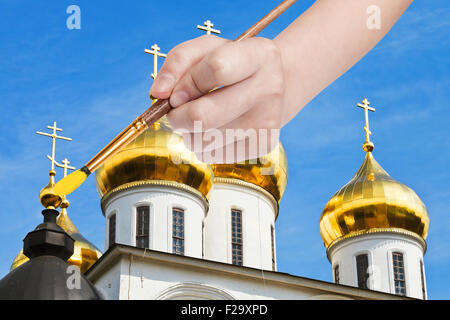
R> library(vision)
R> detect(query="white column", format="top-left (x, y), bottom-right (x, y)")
top-left (205, 179), bottom-right (278, 271)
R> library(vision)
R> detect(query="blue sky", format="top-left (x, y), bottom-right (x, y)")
top-left (0, 1), bottom-right (448, 299)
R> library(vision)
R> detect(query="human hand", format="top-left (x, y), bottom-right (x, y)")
top-left (150, 35), bottom-right (287, 164)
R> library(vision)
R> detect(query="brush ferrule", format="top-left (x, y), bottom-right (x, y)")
top-left (80, 166), bottom-right (92, 177)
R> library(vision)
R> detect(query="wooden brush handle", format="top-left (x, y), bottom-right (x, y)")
top-left (141, 99), bottom-right (172, 125)
top-left (236, 0), bottom-right (298, 41)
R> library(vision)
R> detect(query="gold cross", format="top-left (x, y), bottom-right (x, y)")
top-left (197, 20), bottom-right (221, 35)
top-left (357, 98), bottom-right (376, 144)
top-left (54, 158), bottom-right (76, 177)
top-left (36, 122), bottom-right (72, 172)
top-left (144, 44), bottom-right (167, 80)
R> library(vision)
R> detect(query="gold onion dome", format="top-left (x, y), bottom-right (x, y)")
top-left (11, 199), bottom-right (102, 274)
top-left (95, 117), bottom-right (213, 200)
top-left (319, 151), bottom-right (429, 249)
top-left (212, 143), bottom-right (288, 203)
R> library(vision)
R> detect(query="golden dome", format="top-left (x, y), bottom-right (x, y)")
top-left (39, 170), bottom-right (62, 209)
top-left (11, 206), bottom-right (102, 274)
top-left (212, 143), bottom-right (288, 203)
top-left (95, 118), bottom-right (213, 200)
top-left (319, 151), bottom-right (429, 249)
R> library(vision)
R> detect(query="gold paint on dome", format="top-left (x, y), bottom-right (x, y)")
top-left (10, 205), bottom-right (102, 273)
top-left (39, 170), bottom-right (62, 209)
top-left (13, 126), bottom-right (102, 273)
top-left (319, 151), bottom-right (430, 249)
top-left (95, 117), bottom-right (213, 199)
top-left (212, 143), bottom-right (288, 203)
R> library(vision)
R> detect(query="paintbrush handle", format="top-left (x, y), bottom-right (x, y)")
top-left (84, 116), bottom-right (148, 173)
top-left (236, 0), bottom-right (298, 41)
top-left (141, 99), bottom-right (172, 125)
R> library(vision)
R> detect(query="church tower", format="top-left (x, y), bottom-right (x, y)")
top-left (207, 144), bottom-right (287, 271)
top-left (319, 99), bottom-right (430, 299)
top-left (95, 118), bottom-right (212, 259)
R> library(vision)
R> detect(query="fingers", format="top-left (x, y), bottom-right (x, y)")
top-left (192, 130), bottom-right (280, 164)
top-left (169, 37), bottom-right (278, 108)
top-left (167, 75), bottom-right (257, 132)
top-left (179, 100), bottom-right (282, 153)
top-left (150, 35), bottom-right (229, 99)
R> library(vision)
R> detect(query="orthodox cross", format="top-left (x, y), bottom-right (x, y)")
top-left (36, 122), bottom-right (72, 172)
top-left (197, 20), bottom-right (221, 35)
top-left (145, 44), bottom-right (167, 80)
top-left (357, 98), bottom-right (376, 144)
top-left (54, 158), bottom-right (76, 177)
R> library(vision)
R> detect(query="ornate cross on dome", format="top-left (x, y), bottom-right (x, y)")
top-left (357, 98), bottom-right (376, 142)
top-left (145, 44), bottom-right (167, 80)
top-left (197, 20), bottom-right (221, 35)
top-left (36, 122), bottom-right (72, 172)
top-left (55, 158), bottom-right (76, 177)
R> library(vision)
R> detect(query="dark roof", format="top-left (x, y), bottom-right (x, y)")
top-left (0, 209), bottom-right (102, 300)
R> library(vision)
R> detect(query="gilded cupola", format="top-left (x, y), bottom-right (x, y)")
top-left (212, 142), bottom-right (288, 204)
top-left (319, 99), bottom-right (429, 249)
top-left (95, 117), bottom-right (213, 201)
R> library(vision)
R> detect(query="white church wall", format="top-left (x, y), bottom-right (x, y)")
top-left (205, 182), bottom-right (277, 271)
top-left (92, 255), bottom-right (343, 300)
top-left (328, 233), bottom-right (426, 299)
top-left (87, 249), bottom-right (405, 300)
top-left (102, 185), bottom-right (207, 259)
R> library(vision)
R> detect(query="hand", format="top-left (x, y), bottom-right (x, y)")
top-left (150, 35), bottom-right (286, 164)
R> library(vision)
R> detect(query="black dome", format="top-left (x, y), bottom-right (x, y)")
top-left (0, 255), bottom-right (102, 300)
top-left (0, 209), bottom-right (102, 300)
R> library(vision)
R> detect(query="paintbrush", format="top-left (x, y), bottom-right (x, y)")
top-left (54, 0), bottom-right (298, 197)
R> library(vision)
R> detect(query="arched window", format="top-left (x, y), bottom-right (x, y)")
top-left (136, 206), bottom-right (150, 249)
top-left (172, 208), bottom-right (184, 255)
top-left (420, 260), bottom-right (426, 299)
top-left (392, 252), bottom-right (406, 296)
top-left (231, 209), bottom-right (243, 266)
top-left (271, 225), bottom-right (276, 271)
top-left (356, 254), bottom-right (369, 289)
top-left (108, 214), bottom-right (116, 248)
top-left (334, 264), bottom-right (340, 284)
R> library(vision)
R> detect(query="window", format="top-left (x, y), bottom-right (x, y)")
top-left (108, 214), bottom-right (116, 248)
top-left (271, 225), bottom-right (276, 271)
top-left (356, 254), bottom-right (369, 289)
top-left (231, 209), bottom-right (243, 266)
top-left (420, 260), bottom-right (426, 299)
top-left (334, 265), bottom-right (340, 284)
top-left (392, 252), bottom-right (406, 296)
top-left (136, 206), bottom-right (150, 249)
top-left (172, 208), bottom-right (184, 255)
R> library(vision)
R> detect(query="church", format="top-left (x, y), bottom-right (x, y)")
top-left (1, 96), bottom-right (429, 300)
top-left (0, 17), bottom-right (430, 300)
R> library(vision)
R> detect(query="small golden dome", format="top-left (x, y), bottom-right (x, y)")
top-left (11, 207), bottom-right (102, 274)
top-left (319, 152), bottom-right (429, 249)
top-left (95, 118), bottom-right (213, 199)
top-left (212, 143), bottom-right (288, 203)
top-left (39, 170), bottom-right (62, 209)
